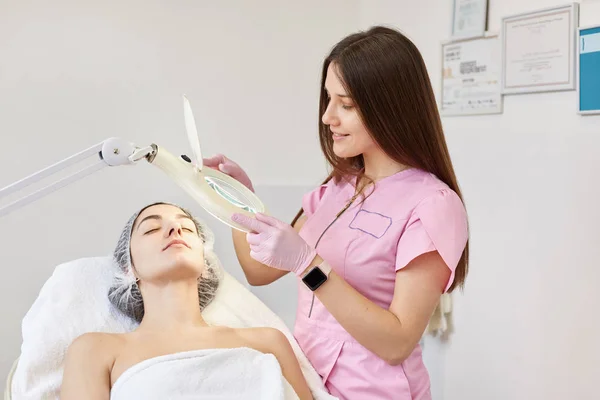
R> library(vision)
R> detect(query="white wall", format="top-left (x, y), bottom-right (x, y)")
top-left (358, 1), bottom-right (600, 399)
top-left (0, 0), bottom-right (359, 381)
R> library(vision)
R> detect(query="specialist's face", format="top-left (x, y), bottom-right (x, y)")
top-left (321, 63), bottom-right (377, 159)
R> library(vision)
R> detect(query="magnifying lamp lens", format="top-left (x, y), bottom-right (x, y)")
top-left (204, 176), bottom-right (258, 213)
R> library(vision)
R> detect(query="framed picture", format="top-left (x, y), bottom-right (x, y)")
top-left (451, 0), bottom-right (489, 39)
top-left (441, 34), bottom-right (502, 116)
top-left (577, 24), bottom-right (600, 115)
top-left (501, 3), bottom-right (579, 94)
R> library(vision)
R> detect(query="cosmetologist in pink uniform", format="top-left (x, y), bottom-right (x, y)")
top-left (205, 25), bottom-right (470, 400)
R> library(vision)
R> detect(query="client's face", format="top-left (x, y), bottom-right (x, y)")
top-left (129, 204), bottom-right (205, 283)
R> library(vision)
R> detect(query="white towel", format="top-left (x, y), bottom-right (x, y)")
top-left (110, 347), bottom-right (298, 400)
top-left (12, 258), bottom-right (137, 400)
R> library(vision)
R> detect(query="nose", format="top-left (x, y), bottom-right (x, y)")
top-left (164, 219), bottom-right (183, 237)
top-left (321, 101), bottom-right (339, 127)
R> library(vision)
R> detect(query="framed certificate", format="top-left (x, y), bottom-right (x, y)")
top-left (501, 3), bottom-right (579, 94)
top-left (577, 25), bottom-right (600, 115)
top-left (441, 34), bottom-right (502, 116)
top-left (452, 0), bottom-right (489, 39)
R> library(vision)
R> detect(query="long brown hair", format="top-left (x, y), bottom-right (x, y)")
top-left (292, 26), bottom-right (469, 292)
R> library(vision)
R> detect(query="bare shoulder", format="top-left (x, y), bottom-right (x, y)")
top-left (65, 332), bottom-right (123, 364)
top-left (233, 327), bottom-right (291, 355)
top-left (68, 332), bottom-right (124, 350)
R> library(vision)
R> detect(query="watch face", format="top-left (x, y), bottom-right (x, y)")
top-left (303, 267), bottom-right (327, 290)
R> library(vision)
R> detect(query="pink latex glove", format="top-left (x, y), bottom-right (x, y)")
top-left (231, 212), bottom-right (317, 276)
top-left (202, 154), bottom-right (254, 192)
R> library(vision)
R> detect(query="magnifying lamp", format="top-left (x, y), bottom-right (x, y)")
top-left (0, 95), bottom-right (267, 232)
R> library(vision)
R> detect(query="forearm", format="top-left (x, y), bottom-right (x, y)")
top-left (309, 259), bottom-right (414, 365)
top-left (232, 229), bottom-right (287, 285)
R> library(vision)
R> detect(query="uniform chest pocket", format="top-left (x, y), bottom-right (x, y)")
top-left (344, 210), bottom-right (399, 295)
top-left (349, 209), bottom-right (392, 239)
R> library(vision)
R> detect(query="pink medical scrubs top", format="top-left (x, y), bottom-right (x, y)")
top-left (294, 168), bottom-right (468, 400)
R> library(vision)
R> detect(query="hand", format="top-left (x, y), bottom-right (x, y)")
top-left (231, 212), bottom-right (317, 276)
top-left (202, 154), bottom-right (254, 192)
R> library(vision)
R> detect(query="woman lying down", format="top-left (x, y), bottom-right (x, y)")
top-left (59, 202), bottom-right (313, 400)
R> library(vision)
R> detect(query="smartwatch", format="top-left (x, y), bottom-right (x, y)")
top-left (302, 263), bottom-right (332, 291)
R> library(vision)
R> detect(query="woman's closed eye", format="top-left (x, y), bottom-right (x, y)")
top-left (144, 227), bottom-right (195, 235)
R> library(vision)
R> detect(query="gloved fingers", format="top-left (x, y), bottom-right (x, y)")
top-left (249, 249), bottom-right (262, 263)
top-left (218, 162), bottom-right (237, 175)
top-left (232, 213), bottom-right (270, 233)
top-left (203, 154), bottom-right (225, 168)
top-left (254, 212), bottom-right (286, 229)
top-left (246, 231), bottom-right (263, 246)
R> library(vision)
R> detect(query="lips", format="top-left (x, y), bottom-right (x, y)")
top-left (163, 239), bottom-right (190, 251)
top-left (332, 132), bottom-right (349, 140)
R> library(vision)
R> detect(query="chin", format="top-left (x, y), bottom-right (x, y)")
top-left (333, 145), bottom-right (361, 159)
top-left (162, 255), bottom-right (205, 276)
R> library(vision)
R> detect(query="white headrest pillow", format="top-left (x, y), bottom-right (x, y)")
top-left (10, 256), bottom-right (336, 400)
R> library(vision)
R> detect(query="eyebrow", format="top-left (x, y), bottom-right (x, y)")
top-left (135, 214), bottom-right (194, 231)
top-left (324, 87), bottom-right (350, 98)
